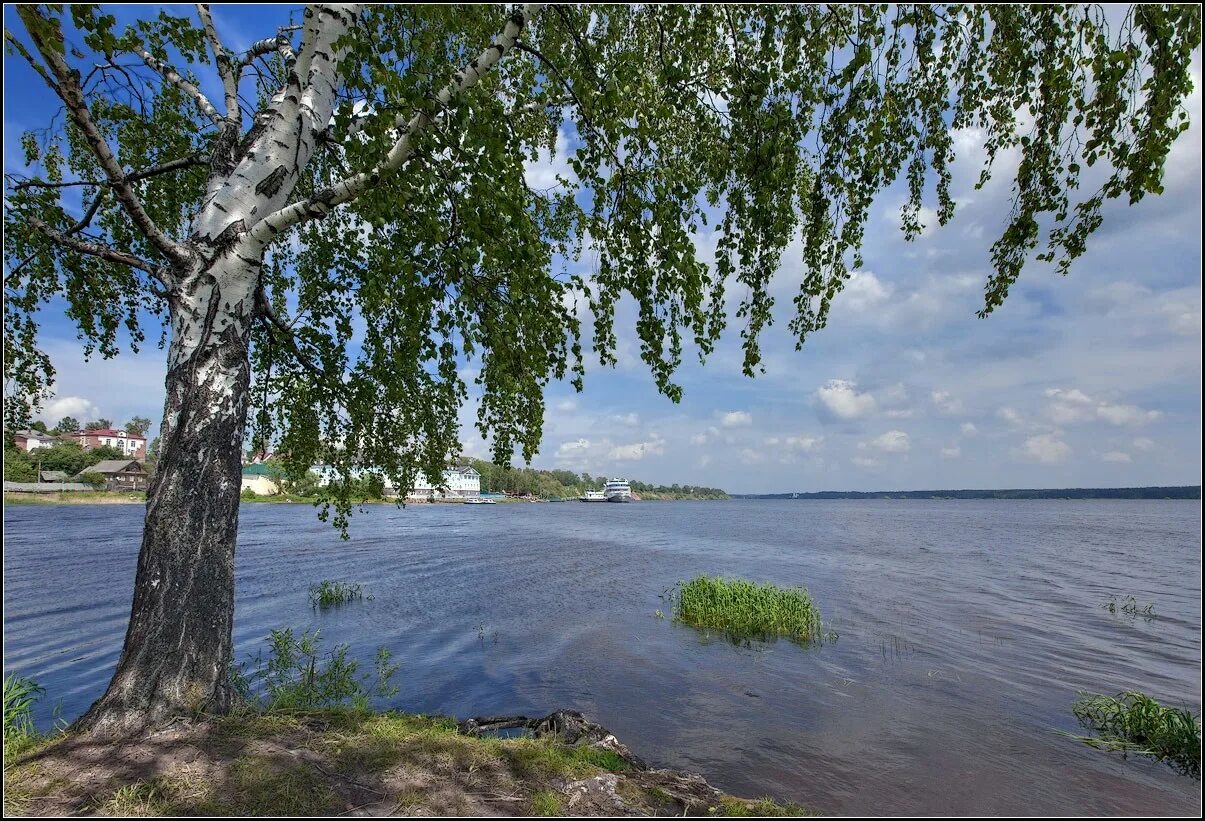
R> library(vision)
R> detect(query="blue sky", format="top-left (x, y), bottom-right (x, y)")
top-left (5, 5), bottom-right (1201, 493)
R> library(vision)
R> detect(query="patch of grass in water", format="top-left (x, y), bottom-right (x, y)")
top-left (1102, 595), bottom-right (1155, 618)
top-left (3, 673), bottom-right (44, 760)
top-left (1065, 691), bottom-right (1200, 779)
top-left (713, 795), bottom-right (818, 816)
top-left (667, 576), bottom-right (830, 645)
top-left (308, 580), bottom-right (364, 608)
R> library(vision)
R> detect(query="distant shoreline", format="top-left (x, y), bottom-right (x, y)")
top-left (732, 486), bottom-right (1200, 501)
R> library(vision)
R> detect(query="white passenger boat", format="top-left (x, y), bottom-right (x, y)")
top-left (603, 478), bottom-right (632, 502)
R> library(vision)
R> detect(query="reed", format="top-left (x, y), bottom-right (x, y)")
top-left (308, 581), bottom-right (364, 609)
top-left (667, 576), bottom-right (825, 644)
top-left (3, 673), bottom-right (44, 758)
top-left (1068, 691), bottom-right (1200, 779)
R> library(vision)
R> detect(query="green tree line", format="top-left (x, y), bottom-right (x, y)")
top-left (462, 459), bottom-right (727, 500)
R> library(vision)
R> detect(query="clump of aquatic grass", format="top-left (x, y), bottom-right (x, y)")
top-left (1102, 595), bottom-right (1155, 618)
top-left (229, 628), bottom-right (399, 712)
top-left (308, 580), bottom-right (363, 608)
top-left (667, 576), bottom-right (827, 645)
top-left (3, 673), bottom-right (43, 758)
top-left (1064, 691), bottom-right (1200, 779)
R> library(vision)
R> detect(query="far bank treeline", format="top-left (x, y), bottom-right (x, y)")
top-left (737, 487), bottom-right (1201, 500)
top-left (463, 460), bottom-right (728, 500)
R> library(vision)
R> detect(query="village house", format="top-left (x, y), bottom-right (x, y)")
top-left (69, 428), bottom-right (147, 459)
top-left (11, 429), bottom-right (57, 451)
top-left (76, 459), bottom-right (149, 491)
top-left (241, 464), bottom-right (282, 496)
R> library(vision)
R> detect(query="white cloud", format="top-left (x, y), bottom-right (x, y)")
top-left (1045, 387), bottom-right (1162, 427)
top-left (841, 271), bottom-right (893, 312)
top-left (35, 395), bottom-right (100, 426)
top-left (998, 407), bottom-right (1024, 427)
top-left (612, 412), bottom-right (640, 427)
top-left (860, 430), bottom-right (911, 453)
top-left (783, 435), bottom-right (823, 452)
top-left (1132, 437), bottom-right (1156, 451)
top-left (816, 380), bottom-right (877, 419)
top-left (1017, 433), bottom-right (1071, 464)
top-left (1102, 451), bottom-right (1132, 463)
top-left (941, 446), bottom-right (961, 459)
top-left (960, 422), bottom-right (978, 436)
top-left (720, 410), bottom-right (752, 428)
top-left (1095, 403), bottom-right (1162, 427)
top-left (608, 434), bottom-right (665, 461)
top-left (931, 390), bottom-right (963, 415)
top-left (851, 455), bottom-right (881, 469)
top-left (555, 398), bottom-right (579, 412)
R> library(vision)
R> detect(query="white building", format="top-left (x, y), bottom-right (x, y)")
top-left (308, 464), bottom-right (480, 499)
top-left (407, 466), bottom-right (481, 499)
top-left (11, 429), bottom-right (56, 451)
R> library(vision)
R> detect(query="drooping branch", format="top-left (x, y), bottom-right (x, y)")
top-left (196, 4), bottom-right (240, 123)
top-left (15, 6), bottom-right (192, 269)
top-left (249, 4), bottom-right (546, 245)
top-left (254, 286), bottom-right (350, 402)
top-left (27, 214), bottom-right (165, 283)
top-left (131, 47), bottom-right (223, 125)
top-left (9, 152), bottom-right (207, 192)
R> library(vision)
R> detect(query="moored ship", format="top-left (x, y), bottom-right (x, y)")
top-left (603, 478), bottom-right (633, 502)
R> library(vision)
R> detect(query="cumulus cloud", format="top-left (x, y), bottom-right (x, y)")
top-left (931, 390), bottom-right (964, 415)
top-left (998, 407), bottom-right (1024, 427)
top-left (1102, 451), bottom-right (1132, 463)
top-left (960, 422), bottom-right (978, 436)
top-left (840, 271), bottom-right (893, 312)
top-left (851, 455), bottom-right (881, 469)
top-left (608, 434), bottom-right (665, 461)
top-left (720, 410), bottom-right (752, 428)
top-left (941, 446), bottom-right (961, 459)
top-left (1132, 437), bottom-right (1156, 451)
top-left (816, 380), bottom-right (877, 420)
top-left (612, 412), bottom-right (640, 427)
top-left (1045, 387), bottom-right (1162, 427)
top-left (860, 430), bottom-right (911, 453)
top-left (1017, 433), bottom-right (1071, 464)
top-left (36, 395), bottom-right (101, 425)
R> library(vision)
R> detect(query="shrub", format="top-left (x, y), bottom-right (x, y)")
top-left (229, 628), bottom-right (399, 712)
top-left (1068, 691), bottom-right (1201, 779)
top-left (77, 471), bottom-right (106, 489)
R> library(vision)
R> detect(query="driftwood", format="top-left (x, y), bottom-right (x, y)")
top-left (456, 709), bottom-right (647, 770)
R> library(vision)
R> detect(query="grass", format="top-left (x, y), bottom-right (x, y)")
top-left (528, 789), bottom-right (563, 815)
top-left (667, 576), bottom-right (828, 645)
top-left (1065, 691), bottom-right (1200, 779)
top-left (3, 491), bottom-right (145, 505)
top-left (308, 580), bottom-right (364, 608)
top-left (1102, 595), bottom-right (1155, 618)
top-left (4, 673), bottom-right (45, 759)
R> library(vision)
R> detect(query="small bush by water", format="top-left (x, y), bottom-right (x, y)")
top-left (1066, 691), bottom-right (1201, 779)
top-left (308, 580), bottom-right (364, 608)
top-left (667, 576), bottom-right (827, 645)
top-left (229, 628), bottom-right (399, 711)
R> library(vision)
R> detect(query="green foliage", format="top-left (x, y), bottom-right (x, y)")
top-left (668, 576), bottom-right (827, 645)
top-left (528, 790), bottom-right (562, 816)
top-left (3, 673), bottom-right (44, 758)
top-left (1067, 691), bottom-right (1201, 779)
top-left (3, 447), bottom-right (38, 482)
top-left (308, 580), bottom-right (364, 608)
top-left (465, 458), bottom-right (726, 499)
top-left (83, 419), bottom-right (112, 431)
top-left (124, 415), bottom-right (153, 436)
top-left (77, 471), bottom-right (107, 488)
top-left (53, 415), bottom-right (79, 433)
top-left (4, 4), bottom-right (1199, 532)
top-left (229, 628), bottom-right (400, 713)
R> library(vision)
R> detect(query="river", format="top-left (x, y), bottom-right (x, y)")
top-left (3, 499), bottom-right (1200, 814)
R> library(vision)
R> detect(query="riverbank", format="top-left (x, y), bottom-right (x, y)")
top-left (3, 491), bottom-right (145, 505)
top-left (4, 710), bottom-right (807, 817)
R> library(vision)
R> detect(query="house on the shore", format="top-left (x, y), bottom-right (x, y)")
top-left (68, 428), bottom-right (147, 459)
top-left (11, 429), bottom-right (57, 451)
top-left (241, 464), bottom-right (282, 495)
top-left (75, 459), bottom-right (149, 491)
top-left (39, 470), bottom-right (69, 483)
top-left (407, 466), bottom-right (481, 500)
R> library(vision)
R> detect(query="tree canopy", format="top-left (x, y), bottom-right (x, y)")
top-left (5, 4), bottom-right (1200, 520)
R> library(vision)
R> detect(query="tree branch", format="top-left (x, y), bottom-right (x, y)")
top-left (249, 4), bottom-right (546, 245)
top-left (197, 4), bottom-right (240, 122)
top-left (10, 152), bottom-right (206, 192)
top-left (254, 285), bottom-right (350, 400)
top-left (131, 47), bottom-right (223, 124)
top-left (16, 6), bottom-right (192, 269)
top-left (28, 214), bottom-right (165, 283)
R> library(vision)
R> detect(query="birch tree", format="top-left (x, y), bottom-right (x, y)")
top-left (4, 4), bottom-right (1199, 733)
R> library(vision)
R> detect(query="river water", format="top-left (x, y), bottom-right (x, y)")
top-left (3, 499), bottom-right (1200, 814)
